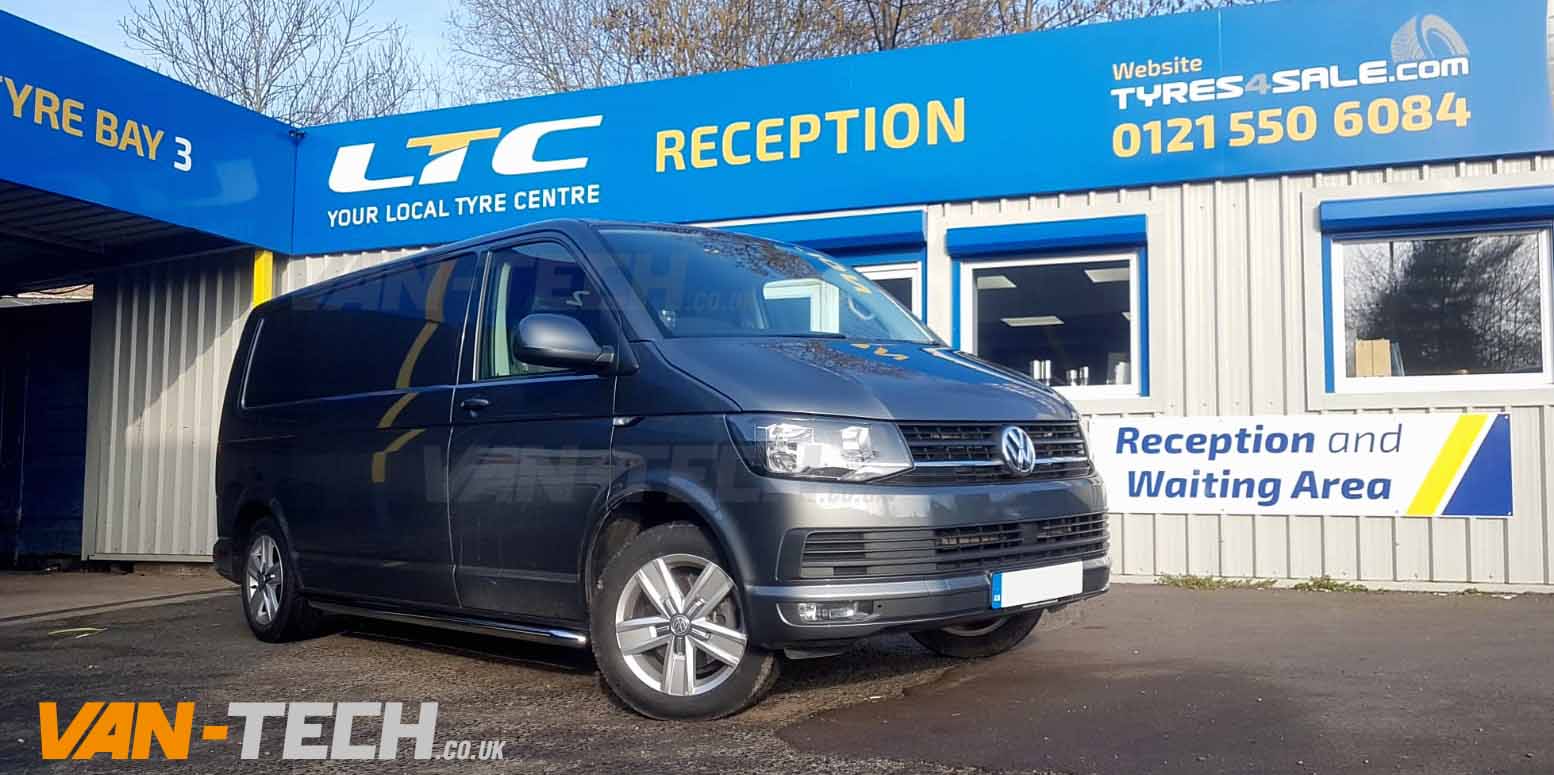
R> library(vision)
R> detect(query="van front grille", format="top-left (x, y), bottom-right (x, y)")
top-left (884, 421), bottom-right (1091, 484)
top-left (794, 514), bottom-right (1108, 580)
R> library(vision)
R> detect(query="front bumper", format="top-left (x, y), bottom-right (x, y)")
top-left (745, 555), bottom-right (1109, 647)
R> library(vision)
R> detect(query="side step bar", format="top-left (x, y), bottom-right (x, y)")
top-left (310, 601), bottom-right (589, 648)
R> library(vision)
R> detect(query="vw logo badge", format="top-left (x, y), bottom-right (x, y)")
top-left (1000, 425), bottom-right (1038, 475)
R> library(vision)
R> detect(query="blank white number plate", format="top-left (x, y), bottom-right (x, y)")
top-left (991, 562), bottom-right (1083, 609)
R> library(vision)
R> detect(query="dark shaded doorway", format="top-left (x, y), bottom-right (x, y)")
top-left (0, 297), bottom-right (91, 567)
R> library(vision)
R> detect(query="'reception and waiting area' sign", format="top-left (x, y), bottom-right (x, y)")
top-left (1090, 414), bottom-right (1512, 518)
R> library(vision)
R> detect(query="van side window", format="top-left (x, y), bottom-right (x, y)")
top-left (243, 254), bottom-right (475, 406)
top-left (480, 242), bottom-right (610, 380)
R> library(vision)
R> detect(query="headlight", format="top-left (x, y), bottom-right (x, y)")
top-left (727, 414), bottom-right (911, 482)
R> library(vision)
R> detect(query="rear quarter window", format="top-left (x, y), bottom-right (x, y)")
top-left (243, 255), bottom-right (475, 406)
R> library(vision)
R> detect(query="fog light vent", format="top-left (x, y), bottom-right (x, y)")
top-left (793, 600), bottom-right (873, 623)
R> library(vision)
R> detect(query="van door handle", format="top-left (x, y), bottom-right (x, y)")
top-left (459, 397), bottom-right (491, 414)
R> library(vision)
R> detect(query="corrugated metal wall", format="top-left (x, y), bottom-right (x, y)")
top-left (274, 247), bottom-right (424, 294)
top-left (925, 155), bottom-right (1554, 586)
top-left (80, 247), bottom-right (422, 560)
top-left (84, 159), bottom-right (1554, 587)
top-left (265, 162), bottom-right (1554, 588)
top-left (82, 165), bottom-right (1554, 589)
top-left (83, 251), bottom-right (253, 560)
top-left (84, 161), bottom-right (1554, 586)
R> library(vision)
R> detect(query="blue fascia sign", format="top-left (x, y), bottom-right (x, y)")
top-left (291, 0), bottom-right (1553, 254)
top-left (0, 12), bottom-right (296, 250)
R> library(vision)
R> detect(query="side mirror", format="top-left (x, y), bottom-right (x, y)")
top-left (514, 313), bottom-right (614, 370)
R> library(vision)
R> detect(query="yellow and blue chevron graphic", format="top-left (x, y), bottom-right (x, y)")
top-left (1405, 414), bottom-right (1512, 517)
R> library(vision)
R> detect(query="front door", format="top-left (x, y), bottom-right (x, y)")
top-left (448, 240), bottom-right (618, 623)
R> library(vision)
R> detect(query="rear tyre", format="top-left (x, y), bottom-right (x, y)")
top-left (241, 518), bottom-right (324, 643)
top-left (911, 609), bottom-right (1043, 659)
top-left (591, 522), bottom-right (779, 720)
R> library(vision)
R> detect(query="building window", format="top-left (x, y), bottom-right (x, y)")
top-left (762, 278), bottom-right (842, 332)
top-left (857, 262), bottom-right (921, 317)
top-left (959, 252), bottom-right (1141, 396)
top-left (1331, 228), bottom-right (1553, 392)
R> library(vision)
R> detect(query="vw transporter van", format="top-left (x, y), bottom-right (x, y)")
top-left (213, 220), bottom-right (1109, 720)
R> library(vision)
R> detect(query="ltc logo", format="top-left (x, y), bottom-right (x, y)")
top-left (329, 115), bottom-right (604, 193)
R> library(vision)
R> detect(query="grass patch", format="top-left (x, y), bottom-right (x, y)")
top-left (1292, 575), bottom-right (1369, 593)
top-left (1157, 574), bottom-right (1277, 591)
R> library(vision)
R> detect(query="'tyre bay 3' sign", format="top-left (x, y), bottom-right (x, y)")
top-left (2, 74), bottom-right (193, 172)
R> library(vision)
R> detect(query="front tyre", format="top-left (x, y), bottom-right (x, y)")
top-left (241, 518), bottom-right (324, 643)
top-left (911, 609), bottom-right (1043, 659)
top-left (591, 523), bottom-right (778, 720)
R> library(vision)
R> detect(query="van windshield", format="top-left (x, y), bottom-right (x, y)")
top-left (599, 226), bottom-right (937, 343)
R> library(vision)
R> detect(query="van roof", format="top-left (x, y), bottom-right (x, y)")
top-left (256, 218), bottom-right (764, 309)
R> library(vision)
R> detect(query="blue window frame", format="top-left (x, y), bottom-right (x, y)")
top-left (947, 215), bottom-right (1149, 398)
top-left (1320, 187), bottom-right (1554, 393)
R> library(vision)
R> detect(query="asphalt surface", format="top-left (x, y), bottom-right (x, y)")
top-left (2, 585), bottom-right (1551, 774)
top-left (0, 571), bottom-right (227, 621)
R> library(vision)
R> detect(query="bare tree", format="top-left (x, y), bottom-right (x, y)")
top-left (447, 0), bottom-right (849, 99)
top-left (830, 0), bottom-right (1262, 47)
top-left (449, 0), bottom-right (1261, 100)
top-left (827, 0), bottom-right (972, 51)
top-left (122, 0), bottom-right (428, 125)
top-left (602, 0), bottom-right (849, 77)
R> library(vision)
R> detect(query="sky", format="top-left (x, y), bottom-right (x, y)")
top-left (5, 0), bottom-right (453, 71)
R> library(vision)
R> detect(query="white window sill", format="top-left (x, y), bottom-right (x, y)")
top-left (1335, 374), bottom-right (1551, 393)
top-left (1315, 384), bottom-right (1554, 411)
top-left (1054, 385), bottom-right (1140, 400)
top-left (1065, 391), bottom-right (1167, 416)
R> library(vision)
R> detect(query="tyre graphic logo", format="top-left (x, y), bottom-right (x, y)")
top-left (1391, 14), bottom-right (1469, 63)
top-left (1000, 426), bottom-right (1038, 475)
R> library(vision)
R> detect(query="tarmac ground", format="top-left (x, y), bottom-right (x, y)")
top-left (2, 581), bottom-right (1551, 774)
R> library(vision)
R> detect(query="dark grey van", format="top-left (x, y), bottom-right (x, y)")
top-left (213, 220), bottom-right (1108, 720)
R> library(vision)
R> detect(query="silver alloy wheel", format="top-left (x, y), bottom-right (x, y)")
top-left (246, 534), bottom-right (284, 627)
top-left (614, 553), bottom-right (747, 697)
top-left (942, 617), bottom-right (1008, 637)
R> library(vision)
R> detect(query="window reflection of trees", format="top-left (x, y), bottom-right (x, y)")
top-left (611, 227), bottom-right (825, 320)
top-left (1344, 233), bottom-right (1543, 377)
top-left (608, 227), bottom-right (930, 341)
top-left (755, 339), bottom-right (918, 379)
